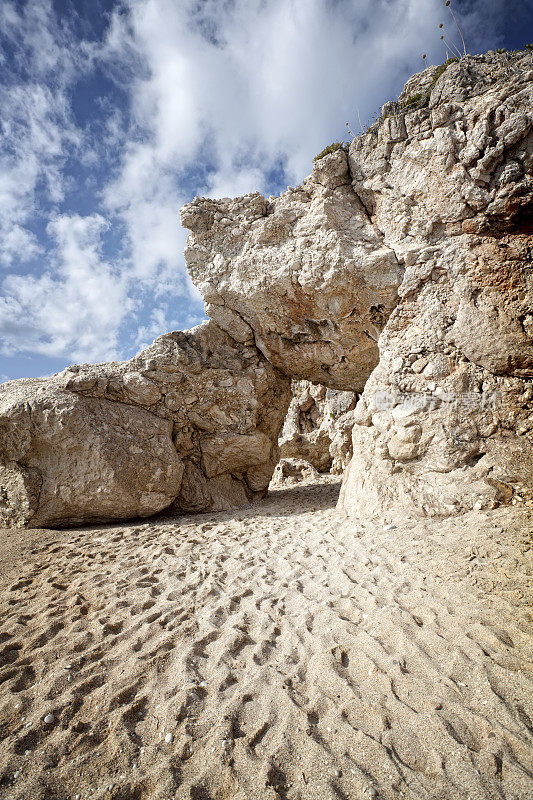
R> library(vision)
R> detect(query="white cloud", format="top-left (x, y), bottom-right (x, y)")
top-left (103, 142), bottom-right (188, 285)
top-left (103, 0), bottom-right (494, 190)
top-left (0, 0), bottom-right (79, 79)
top-left (0, 0), bottom-right (84, 267)
top-left (0, 82), bottom-right (82, 266)
top-left (0, 214), bottom-right (130, 362)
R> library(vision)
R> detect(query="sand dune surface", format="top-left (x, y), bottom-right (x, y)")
top-left (0, 476), bottom-right (532, 800)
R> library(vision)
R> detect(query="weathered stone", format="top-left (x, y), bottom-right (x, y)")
top-left (0, 322), bottom-right (291, 527)
top-left (2, 48), bottom-right (532, 526)
top-left (329, 410), bottom-right (358, 475)
top-left (201, 432), bottom-right (274, 478)
top-left (278, 381), bottom-right (357, 473)
top-left (270, 458), bottom-right (320, 486)
top-left (0, 388), bottom-right (183, 527)
top-left (181, 149), bottom-right (402, 392)
top-left (339, 49), bottom-right (533, 516)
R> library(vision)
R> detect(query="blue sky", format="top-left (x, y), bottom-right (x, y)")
top-left (0, 0), bottom-right (531, 381)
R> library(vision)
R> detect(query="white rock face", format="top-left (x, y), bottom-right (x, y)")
top-left (181, 149), bottom-right (402, 392)
top-left (180, 49), bottom-right (532, 516)
top-left (339, 49), bottom-right (533, 516)
top-left (0, 387), bottom-right (183, 528)
top-left (278, 381), bottom-right (357, 473)
top-left (0, 322), bottom-right (290, 527)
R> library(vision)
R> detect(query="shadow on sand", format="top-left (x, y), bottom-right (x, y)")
top-left (56, 478), bottom-right (343, 534)
top-left (163, 477), bottom-right (343, 526)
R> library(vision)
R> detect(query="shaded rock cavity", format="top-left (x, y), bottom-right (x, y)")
top-left (278, 381), bottom-right (357, 474)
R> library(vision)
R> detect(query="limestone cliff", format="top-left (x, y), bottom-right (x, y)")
top-left (340, 48), bottom-right (533, 516)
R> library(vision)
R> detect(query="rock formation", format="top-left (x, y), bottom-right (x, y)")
top-left (270, 457), bottom-right (320, 486)
top-left (340, 49), bottom-right (533, 516)
top-left (183, 48), bottom-right (532, 517)
top-left (181, 149), bottom-right (402, 393)
top-left (279, 381), bottom-right (357, 473)
top-left (1, 47), bottom-right (531, 527)
top-left (0, 322), bottom-right (290, 527)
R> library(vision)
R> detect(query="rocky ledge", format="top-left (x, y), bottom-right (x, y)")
top-left (1, 48), bottom-right (532, 526)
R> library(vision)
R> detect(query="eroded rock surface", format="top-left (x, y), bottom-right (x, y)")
top-left (181, 149), bottom-right (402, 392)
top-left (279, 381), bottom-right (357, 473)
top-left (2, 49), bottom-right (531, 527)
top-left (0, 322), bottom-right (290, 527)
top-left (340, 49), bottom-right (533, 516)
top-left (182, 49), bottom-right (532, 517)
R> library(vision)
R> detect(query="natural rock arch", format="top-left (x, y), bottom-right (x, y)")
top-left (181, 48), bottom-right (533, 517)
top-left (0, 324), bottom-right (291, 527)
top-left (1, 48), bottom-right (532, 527)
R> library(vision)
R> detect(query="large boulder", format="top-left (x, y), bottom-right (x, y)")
top-left (0, 322), bottom-right (291, 527)
top-left (0, 388), bottom-right (183, 528)
top-left (181, 149), bottom-right (402, 392)
top-left (339, 49), bottom-right (533, 516)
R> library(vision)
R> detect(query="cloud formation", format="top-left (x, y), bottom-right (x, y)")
top-left (0, 0), bottom-right (509, 376)
top-left (1, 213), bottom-right (129, 362)
top-left (0, 0), bottom-right (82, 268)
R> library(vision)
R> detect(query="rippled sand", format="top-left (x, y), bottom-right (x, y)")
top-left (0, 476), bottom-right (532, 800)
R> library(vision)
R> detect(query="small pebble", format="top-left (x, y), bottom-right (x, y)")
top-left (13, 771), bottom-right (20, 779)
top-left (335, 769), bottom-right (342, 777)
top-left (44, 714), bottom-right (54, 724)
top-left (165, 733), bottom-right (173, 744)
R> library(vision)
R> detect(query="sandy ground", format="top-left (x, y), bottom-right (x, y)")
top-left (0, 475), bottom-right (532, 800)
